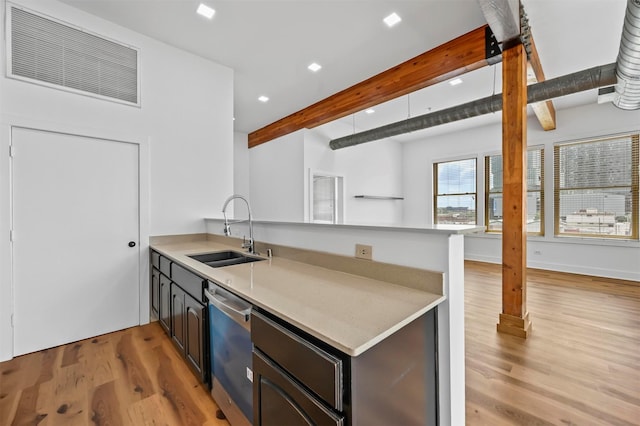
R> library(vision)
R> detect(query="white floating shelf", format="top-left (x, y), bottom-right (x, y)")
top-left (354, 195), bottom-right (404, 200)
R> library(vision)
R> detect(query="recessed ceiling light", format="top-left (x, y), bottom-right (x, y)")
top-left (196, 3), bottom-right (215, 19)
top-left (384, 12), bottom-right (402, 27)
top-left (449, 78), bottom-right (463, 86)
top-left (258, 95), bottom-right (269, 103)
top-left (308, 62), bottom-right (322, 72)
top-left (365, 108), bottom-right (375, 114)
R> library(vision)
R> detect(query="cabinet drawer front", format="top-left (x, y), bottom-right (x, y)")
top-left (252, 311), bottom-right (343, 411)
top-left (172, 263), bottom-right (205, 302)
top-left (151, 251), bottom-right (160, 269)
top-left (253, 349), bottom-right (344, 426)
top-left (159, 255), bottom-right (172, 277)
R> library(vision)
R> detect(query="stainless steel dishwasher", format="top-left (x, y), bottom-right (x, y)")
top-left (205, 282), bottom-right (253, 426)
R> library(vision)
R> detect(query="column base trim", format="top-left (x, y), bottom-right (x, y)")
top-left (497, 312), bottom-right (532, 339)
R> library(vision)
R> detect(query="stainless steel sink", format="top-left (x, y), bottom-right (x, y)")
top-left (189, 250), bottom-right (264, 268)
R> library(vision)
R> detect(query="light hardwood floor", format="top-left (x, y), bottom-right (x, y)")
top-left (0, 321), bottom-right (228, 425)
top-left (1, 261), bottom-right (638, 425)
top-left (465, 261), bottom-right (640, 425)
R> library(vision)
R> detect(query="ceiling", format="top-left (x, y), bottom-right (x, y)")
top-left (57, 0), bottom-right (628, 143)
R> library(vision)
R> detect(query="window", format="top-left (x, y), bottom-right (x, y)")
top-left (485, 148), bottom-right (544, 234)
top-left (434, 158), bottom-right (476, 224)
top-left (554, 134), bottom-right (639, 239)
top-left (310, 173), bottom-right (343, 224)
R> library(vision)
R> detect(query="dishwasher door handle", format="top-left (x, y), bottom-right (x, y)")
top-left (205, 287), bottom-right (251, 328)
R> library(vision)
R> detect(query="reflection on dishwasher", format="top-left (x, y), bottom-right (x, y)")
top-left (206, 283), bottom-right (253, 426)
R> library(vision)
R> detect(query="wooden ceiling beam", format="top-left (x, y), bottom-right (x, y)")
top-left (526, 35), bottom-right (557, 130)
top-left (248, 25), bottom-right (497, 148)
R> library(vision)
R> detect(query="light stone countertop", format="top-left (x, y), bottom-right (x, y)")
top-left (205, 217), bottom-right (486, 235)
top-left (151, 238), bottom-right (445, 356)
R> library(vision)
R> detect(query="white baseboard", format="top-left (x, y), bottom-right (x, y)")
top-left (464, 253), bottom-right (639, 282)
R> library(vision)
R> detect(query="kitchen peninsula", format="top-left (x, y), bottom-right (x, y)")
top-left (152, 220), bottom-right (483, 425)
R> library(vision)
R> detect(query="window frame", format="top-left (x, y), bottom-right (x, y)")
top-left (309, 171), bottom-right (344, 224)
top-left (484, 147), bottom-right (545, 236)
top-left (433, 157), bottom-right (478, 225)
top-left (553, 133), bottom-right (639, 240)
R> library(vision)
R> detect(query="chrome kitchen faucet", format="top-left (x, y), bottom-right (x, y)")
top-left (222, 194), bottom-right (255, 254)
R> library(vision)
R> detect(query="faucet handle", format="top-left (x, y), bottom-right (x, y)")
top-left (241, 236), bottom-right (254, 252)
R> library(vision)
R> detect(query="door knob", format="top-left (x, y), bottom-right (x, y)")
top-left (128, 241), bottom-right (136, 247)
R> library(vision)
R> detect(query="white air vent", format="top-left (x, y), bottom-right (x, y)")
top-left (7, 4), bottom-right (140, 106)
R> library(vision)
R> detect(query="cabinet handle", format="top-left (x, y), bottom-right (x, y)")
top-left (128, 241), bottom-right (136, 247)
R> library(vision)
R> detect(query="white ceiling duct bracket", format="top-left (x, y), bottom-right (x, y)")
top-left (485, 26), bottom-right (502, 65)
top-left (598, 86), bottom-right (616, 104)
top-left (477, 0), bottom-right (520, 47)
top-left (614, 0), bottom-right (640, 110)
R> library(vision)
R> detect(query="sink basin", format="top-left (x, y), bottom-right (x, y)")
top-left (189, 250), bottom-right (264, 268)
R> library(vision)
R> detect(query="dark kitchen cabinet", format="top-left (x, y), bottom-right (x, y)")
top-left (150, 267), bottom-right (160, 318)
top-left (150, 250), bottom-right (438, 423)
top-left (171, 284), bottom-right (186, 352)
top-left (185, 292), bottom-right (206, 380)
top-left (150, 250), bottom-right (209, 386)
top-left (170, 274), bottom-right (208, 384)
top-left (252, 310), bottom-right (345, 426)
top-left (253, 349), bottom-right (344, 426)
top-left (252, 308), bottom-right (438, 426)
top-left (159, 274), bottom-right (171, 333)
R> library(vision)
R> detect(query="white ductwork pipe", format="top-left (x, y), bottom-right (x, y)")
top-left (614, 0), bottom-right (640, 109)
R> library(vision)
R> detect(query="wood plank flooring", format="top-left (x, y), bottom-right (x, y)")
top-left (0, 321), bottom-right (228, 425)
top-left (1, 261), bottom-right (638, 425)
top-left (465, 261), bottom-right (640, 425)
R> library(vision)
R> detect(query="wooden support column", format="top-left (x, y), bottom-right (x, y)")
top-left (498, 42), bottom-right (532, 338)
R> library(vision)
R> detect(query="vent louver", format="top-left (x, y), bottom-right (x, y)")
top-left (9, 5), bottom-right (139, 105)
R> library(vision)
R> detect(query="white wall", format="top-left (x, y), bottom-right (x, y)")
top-left (305, 129), bottom-right (404, 225)
top-left (239, 101), bottom-right (640, 280)
top-left (403, 116), bottom-right (501, 227)
top-left (234, 132), bottom-right (251, 198)
top-left (1, 0), bottom-right (234, 233)
top-left (244, 127), bottom-right (404, 224)
top-left (402, 102), bottom-right (640, 281)
top-left (0, 0), bottom-right (234, 360)
top-left (249, 129), bottom-right (305, 221)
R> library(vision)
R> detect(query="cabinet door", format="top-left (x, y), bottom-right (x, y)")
top-left (150, 267), bottom-right (160, 318)
top-left (159, 274), bottom-right (171, 334)
top-left (171, 285), bottom-right (186, 352)
top-left (252, 311), bottom-right (343, 410)
top-left (185, 293), bottom-right (206, 381)
top-left (253, 350), bottom-right (344, 426)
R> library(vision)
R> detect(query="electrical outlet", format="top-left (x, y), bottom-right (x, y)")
top-left (355, 244), bottom-right (372, 260)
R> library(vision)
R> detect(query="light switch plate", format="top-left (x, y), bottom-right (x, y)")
top-left (355, 244), bottom-right (372, 260)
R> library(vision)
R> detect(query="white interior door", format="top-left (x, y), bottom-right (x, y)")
top-left (12, 127), bottom-right (140, 356)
